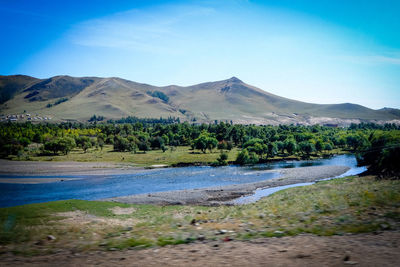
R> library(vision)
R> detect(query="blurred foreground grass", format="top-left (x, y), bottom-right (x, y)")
top-left (0, 175), bottom-right (399, 255)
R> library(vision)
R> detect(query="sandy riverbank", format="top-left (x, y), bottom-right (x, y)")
top-left (104, 165), bottom-right (350, 206)
top-left (0, 159), bottom-right (149, 176)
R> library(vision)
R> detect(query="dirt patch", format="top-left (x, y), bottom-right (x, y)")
top-left (109, 207), bottom-right (137, 215)
top-left (1, 231), bottom-right (399, 266)
top-left (0, 177), bottom-right (82, 184)
top-left (56, 211), bottom-right (138, 227)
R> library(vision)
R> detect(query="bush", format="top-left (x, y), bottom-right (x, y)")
top-left (214, 152), bottom-right (228, 166)
top-left (217, 141), bottom-right (227, 150)
top-left (138, 141), bottom-right (150, 153)
top-left (146, 91), bottom-right (169, 102)
top-left (299, 141), bottom-right (315, 157)
top-left (226, 141), bottom-right (233, 151)
top-left (324, 143), bottom-right (333, 151)
top-left (113, 136), bottom-right (130, 152)
top-left (44, 137), bottom-right (76, 155)
top-left (193, 132), bottom-right (218, 153)
top-left (357, 131), bottom-right (400, 178)
top-left (284, 139), bottom-right (297, 155)
top-left (150, 136), bottom-right (164, 150)
top-left (235, 149), bottom-right (259, 165)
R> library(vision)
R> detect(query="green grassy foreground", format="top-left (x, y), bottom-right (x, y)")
top-left (1, 175), bottom-right (399, 256)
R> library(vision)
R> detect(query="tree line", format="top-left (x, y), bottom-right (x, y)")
top-left (0, 121), bottom-right (399, 177)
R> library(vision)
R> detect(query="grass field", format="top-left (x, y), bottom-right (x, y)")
top-left (1, 175), bottom-right (399, 255)
top-left (23, 145), bottom-right (240, 166)
top-left (15, 145), bottom-right (345, 167)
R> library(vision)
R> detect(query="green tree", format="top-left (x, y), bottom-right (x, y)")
top-left (235, 149), bottom-right (259, 165)
top-left (357, 130), bottom-right (400, 178)
top-left (138, 141), bottom-right (150, 153)
top-left (346, 134), bottom-right (369, 151)
top-left (226, 141), bottom-right (233, 151)
top-left (57, 137), bottom-right (76, 155)
top-left (97, 135), bottom-right (105, 150)
top-left (299, 141), bottom-right (315, 157)
top-left (215, 152), bottom-right (228, 166)
top-left (284, 139), bottom-right (297, 155)
top-left (193, 131), bottom-right (218, 153)
top-left (244, 138), bottom-right (267, 159)
top-left (43, 137), bottom-right (76, 155)
top-left (315, 139), bottom-right (324, 152)
top-left (276, 141), bottom-right (285, 154)
top-left (206, 137), bottom-right (218, 153)
top-left (82, 141), bottom-right (92, 153)
top-left (324, 143), bottom-right (333, 151)
top-left (194, 135), bottom-right (207, 153)
top-left (44, 140), bottom-right (58, 155)
top-left (114, 136), bottom-right (131, 152)
top-left (267, 142), bottom-right (278, 158)
top-left (150, 136), bottom-right (164, 150)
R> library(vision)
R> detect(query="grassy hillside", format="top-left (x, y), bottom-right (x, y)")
top-left (1, 75), bottom-right (399, 123)
top-left (0, 75), bottom-right (40, 104)
top-left (23, 75), bottom-right (100, 101)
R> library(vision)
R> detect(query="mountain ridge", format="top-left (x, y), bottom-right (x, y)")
top-left (1, 74), bottom-right (399, 125)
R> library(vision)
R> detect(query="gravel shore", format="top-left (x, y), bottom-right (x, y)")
top-left (104, 165), bottom-right (350, 206)
top-left (0, 159), bottom-right (145, 176)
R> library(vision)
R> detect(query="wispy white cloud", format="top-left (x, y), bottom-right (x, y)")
top-left (341, 52), bottom-right (400, 66)
top-left (372, 55), bottom-right (400, 65)
top-left (69, 4), bottom-right (215, 54)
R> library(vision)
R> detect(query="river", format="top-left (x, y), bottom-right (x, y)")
top-left (0, 154), bottom-right (363, 207)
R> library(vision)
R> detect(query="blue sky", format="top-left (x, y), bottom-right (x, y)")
top-left (1, 0), bottom-right (399, 109)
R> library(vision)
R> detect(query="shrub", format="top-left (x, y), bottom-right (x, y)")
top-left (236, 149), bottom-right (259, 165)
top-left (357, 131), bottom-right (400, 179)
top-left (214, 152), bottom-right (228, 166)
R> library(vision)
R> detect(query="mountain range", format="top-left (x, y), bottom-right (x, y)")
top-left (1, 75), bottom-right (399, 125)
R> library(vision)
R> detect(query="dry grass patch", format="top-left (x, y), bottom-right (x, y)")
top-left (57, 210), bottom-right (138, 227)
top-left (109, 206), bottom-right (137, 215)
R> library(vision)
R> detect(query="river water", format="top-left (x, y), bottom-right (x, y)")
top-left (0, 154), bottom-right (362, 207)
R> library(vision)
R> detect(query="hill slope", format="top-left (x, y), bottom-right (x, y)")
top-left (1, 75), bottom-right (399, 125)
top-left (0, 75), bottom-right (40, 104)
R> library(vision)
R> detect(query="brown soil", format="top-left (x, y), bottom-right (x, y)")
top-left (1, 231), bottom-right (399, 266)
